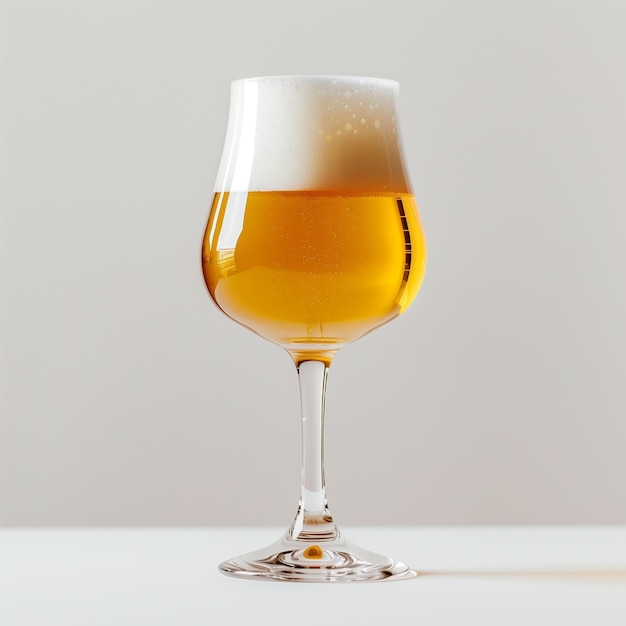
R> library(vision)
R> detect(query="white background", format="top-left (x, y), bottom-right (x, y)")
top-left (1, 0), bottom-right (625, 526)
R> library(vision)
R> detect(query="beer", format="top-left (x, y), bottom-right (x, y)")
top-left (205, 76), bottom-right (426, 581)
top-left (202, 190), bottom-right (426, 350)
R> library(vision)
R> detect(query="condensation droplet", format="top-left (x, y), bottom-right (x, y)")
top-left (345, 123), bottom-right (352, 132)
top-left (374, 119), bottom-right (381, 129)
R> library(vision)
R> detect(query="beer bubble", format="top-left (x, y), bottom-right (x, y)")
top-left (216, 76), bottom-right (406, 192)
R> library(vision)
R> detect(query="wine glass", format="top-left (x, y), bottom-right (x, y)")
top-left (201, 75), bottom-right (426, 582)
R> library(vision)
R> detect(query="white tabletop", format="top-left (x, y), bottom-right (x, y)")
top-left (2, 527), bottom-right (625, 625)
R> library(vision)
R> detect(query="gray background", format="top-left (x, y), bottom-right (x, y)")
top-left (1, 0), bottom-right (625, 527)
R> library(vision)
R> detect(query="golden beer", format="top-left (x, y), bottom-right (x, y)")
top-left (205, 76), bottom-right (426, 581)
top-left (202, 190), bottom-right (426, 351)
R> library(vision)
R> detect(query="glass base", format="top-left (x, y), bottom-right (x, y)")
top-left (219, 529), bottom-right (417, 582)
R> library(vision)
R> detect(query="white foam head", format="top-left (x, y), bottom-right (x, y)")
top-left (214, 75), bottom-right (410, 193)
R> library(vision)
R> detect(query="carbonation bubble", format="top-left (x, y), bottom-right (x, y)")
top-left (214, 76), bottom-right (407, 192)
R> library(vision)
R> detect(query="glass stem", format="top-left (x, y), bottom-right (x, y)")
top-left (287, 359), bottom-right (337, 542)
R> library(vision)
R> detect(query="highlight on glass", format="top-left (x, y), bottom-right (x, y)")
top-left (201, 76), bottom-right (426, 581)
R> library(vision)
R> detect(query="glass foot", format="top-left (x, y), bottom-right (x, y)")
top-left (219, 529), bottom-right (417, 582)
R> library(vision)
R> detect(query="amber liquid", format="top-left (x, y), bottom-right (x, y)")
top-left (202, 191), bottom-right (426, 356)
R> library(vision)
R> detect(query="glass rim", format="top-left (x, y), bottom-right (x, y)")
top-left (231, 74), bottom-right (400, 88)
